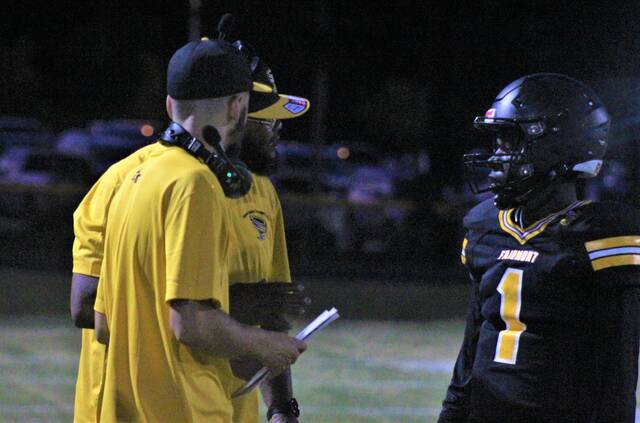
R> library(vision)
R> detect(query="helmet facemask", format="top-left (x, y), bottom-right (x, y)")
top-left (465, 113), bottom-right (572, 210)
top-left (465, 74), bottom-right (610, 210)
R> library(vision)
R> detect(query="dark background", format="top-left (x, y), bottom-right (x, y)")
top-left (1, 1), bottom-right (640, 316)
top-left (4, 1), bottom-right (640, 174)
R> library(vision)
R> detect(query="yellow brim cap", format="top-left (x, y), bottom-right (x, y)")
top-left (249, 94), bottom-right (311, 120)
top-left (252, 82), bottom-right (273, 93)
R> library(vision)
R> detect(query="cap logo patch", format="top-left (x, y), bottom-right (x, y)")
top-left (284, 98), bottom-right (307, 114)
top-left (485, 108), bottom-right (496, 118)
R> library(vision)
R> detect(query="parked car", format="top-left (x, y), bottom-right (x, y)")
top-left (273, 141), bottom-right (393, 198)
top-left (273, 140), bottom-right (411, 255)
top-left (0, 116), bottom-right (55, 155)
top-left (0, 147), bottom-right (94, 222)
top-left (57, 119), bottom-right (161, 174)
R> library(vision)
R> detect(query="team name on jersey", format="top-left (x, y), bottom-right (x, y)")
top-left (497, 249), bottom-right (540, 263)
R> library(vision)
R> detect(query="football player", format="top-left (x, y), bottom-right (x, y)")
top-left (438, 73), bottom-right (640, 423)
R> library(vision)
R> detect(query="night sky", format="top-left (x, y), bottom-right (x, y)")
top-left (3, 0), bottom-right (640, 182)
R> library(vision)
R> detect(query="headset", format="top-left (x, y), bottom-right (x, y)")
top-left (159, 122), bottom-right (252, 198)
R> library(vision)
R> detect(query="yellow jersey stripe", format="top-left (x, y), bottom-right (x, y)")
top-left (499, 210), bottom-right (546, 245)
top-left (591, 254), bottom-right (640, 271)
top-left (585, 235), bottom-right (640, 252)
top-left (499, 201), bottom-right (590, 245)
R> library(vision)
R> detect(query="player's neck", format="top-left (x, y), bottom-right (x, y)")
top-left (520, 183), bottom-right (578, 226)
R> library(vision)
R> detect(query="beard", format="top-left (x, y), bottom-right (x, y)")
top-left (225, 107), bottom-right (247, 157)
top-left (239, 131), bottom-right (279, 176)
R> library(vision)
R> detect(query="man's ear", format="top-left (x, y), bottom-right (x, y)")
top-left (227, 93), bottom-right (249, 124)
top-left (226, 95), bottom-right (241, 124)
top-left (166, 95), bottom-right (174, 120)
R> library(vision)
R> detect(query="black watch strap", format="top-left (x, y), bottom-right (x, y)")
top-left (267, 398), bottom-right (300, 421)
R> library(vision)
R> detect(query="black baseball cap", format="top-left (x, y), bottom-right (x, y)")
top-left (248, 59), bottom-right (310, 120)
top-left (167, 38), bottom-right (253, 100)
top-left (232, 40), bottom-right (310, 120)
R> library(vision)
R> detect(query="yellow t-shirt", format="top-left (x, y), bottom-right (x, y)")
top-left (227, 175), bottom-right (291, 284)
top-left (94, 145), bottom-right (233, 422)
top-left (73, 143), bottom-right (160, 277)
top-left (72, 143), bottom-right (160, 423)
top-left (226, 175), bottom-right (292, 423)
top-left (74, 145), bottom-right (292, 423)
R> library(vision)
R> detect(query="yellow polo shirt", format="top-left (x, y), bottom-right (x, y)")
top-left (94, 145), bottom-right (233, 422)
top-left (226, 175), bottom-right (292, 423)
top-left (72, 143), bottom-right (160, 423)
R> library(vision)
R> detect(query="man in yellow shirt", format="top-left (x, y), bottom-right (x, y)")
top-left (71, 38), bottom-right (310, 422)
top-left (91, 38), bottom-right (306, 422)
top-left (70, 142), bottom-right (164, 422)
top-left (223, 39), bottom-right (311, 423)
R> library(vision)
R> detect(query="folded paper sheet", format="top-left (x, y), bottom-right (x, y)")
top-left (231, 307), bottom-right (340, 398)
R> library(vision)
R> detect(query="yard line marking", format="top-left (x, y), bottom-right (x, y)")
top-left (300, 405), bottom-right (440, 417)
top-left (378, 359), bottom-right (455, 373)
top-left (0, 404), bottom-right (74, 413)
top-left (298, 379), bottom-right (429, 389)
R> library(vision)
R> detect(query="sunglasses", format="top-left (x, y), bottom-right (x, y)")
top-left (247, 117), bottom-right (280, 131)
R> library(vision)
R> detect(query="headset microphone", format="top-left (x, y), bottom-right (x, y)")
top-left (159, 122), bottom-right (252, 198)
top-left (202, 125), bottom-right (221, 144)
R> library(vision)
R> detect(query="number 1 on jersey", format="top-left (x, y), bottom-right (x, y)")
top-left (495, 268), bottom-right (526, 364)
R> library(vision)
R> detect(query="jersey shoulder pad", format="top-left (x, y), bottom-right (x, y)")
top-left (463, 198), bottom-right (498, 234)
top-left (573, 201), bottom-right (640, 238)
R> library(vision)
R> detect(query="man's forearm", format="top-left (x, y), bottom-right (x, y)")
top-left (70, 273), bottom-right (99, 328)
top-left (259, 322), bottom-right (295, 407)
top-left (438, 283), bottom-right (482, 423)
top-left (170, 299), bottom-right (305, 379)
top-left (170, 300), bottom-right (270, 359)
top-left (260, 368), bottom-right (293, 407)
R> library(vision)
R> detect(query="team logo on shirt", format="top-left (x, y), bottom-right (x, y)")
top-left (245, 210), bottom-right (267, 241)
top-left (131, 170), bottom-right (142, 183)
top-left (497, 249), bottom-right (540, 263)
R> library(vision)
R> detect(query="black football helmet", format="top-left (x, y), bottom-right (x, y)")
top-left (464, 73), bottom-right (610, 209)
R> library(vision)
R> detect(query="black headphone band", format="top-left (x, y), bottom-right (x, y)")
top-left (159, 122), bottom-right (252, 198)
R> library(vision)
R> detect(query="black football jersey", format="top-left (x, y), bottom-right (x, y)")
top-left (439, 199), bottom-right (640, 423)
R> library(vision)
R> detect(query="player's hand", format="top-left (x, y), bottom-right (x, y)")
top-left (229, 281), bottom-right (310, 327)
top-left (256, 331), bottom-right (307, 377)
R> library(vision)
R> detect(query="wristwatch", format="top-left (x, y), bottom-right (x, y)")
top-left (267, 398), bottom-right (300, 421)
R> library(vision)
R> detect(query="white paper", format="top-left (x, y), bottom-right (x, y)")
top-left (231, 308), bottom-right (340, 398)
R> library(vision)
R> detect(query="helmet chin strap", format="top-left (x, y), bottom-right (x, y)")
top-left (493, 165), bottom-right (558, 210)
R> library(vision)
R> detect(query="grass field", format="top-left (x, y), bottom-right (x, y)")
top-left (0, 316), bottom-right (464, 423)
top-left (2, 316), bottom-right (639, 423)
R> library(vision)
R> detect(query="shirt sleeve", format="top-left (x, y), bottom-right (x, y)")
top-left (164, 173), bottom-right (229, 307)
top-left (269, 193), bottom-right (292, 283)
top-left (438, 278), bottom-right (482, 423)
top-left (590, 270), bottom-right (640, 422)
top-left (72, 175), bottom-right (119, 277)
